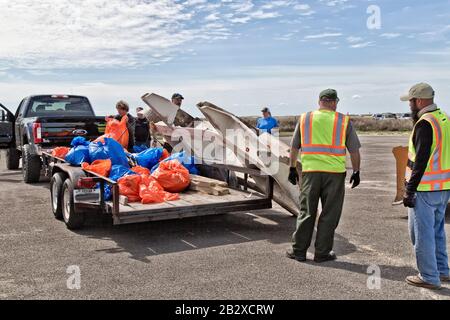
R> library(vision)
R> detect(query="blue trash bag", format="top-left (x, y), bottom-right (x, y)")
top-left (71, 136), bottom-right (90, 147)
top-left (105, 138), bottom-right (129, 167)
top-left (88, 138), bottom-right (129, 167)
top-left (65, 145), bottom-right (90, 166)
top-left (89, 141), bottom-right (109, 162)
top-left (109, 165), bottom-right (136, 182)
top-left (151, 151), bottom-right (199, 175)
top-left (132, 147), bottom-right (163, 169)
top-left (133, 144), bottom-right (149, 154)
top-left (100, 165), bottom-right (137, 201)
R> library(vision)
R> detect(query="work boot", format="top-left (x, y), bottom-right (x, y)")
top-left (440, 275), bottom-right (450, 283)
top-left (286, 249), bottom-right (306, 262)
top-left (406, 275), bottom-right (441, 290)
top-left (314, 251), bottom-right (337, 263)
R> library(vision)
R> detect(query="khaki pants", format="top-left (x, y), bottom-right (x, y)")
top-left (292, 172), bottom-right (346, 257)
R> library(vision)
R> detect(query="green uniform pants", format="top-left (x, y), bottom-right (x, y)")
top-left (292, 172), bottom-right (346, 257)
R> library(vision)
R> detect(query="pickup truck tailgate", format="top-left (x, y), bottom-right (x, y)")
top-left (40, 117), bottom-right (106, 146)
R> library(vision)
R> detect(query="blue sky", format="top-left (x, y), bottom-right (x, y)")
top-left (0, 0), bottom-right (449, 117)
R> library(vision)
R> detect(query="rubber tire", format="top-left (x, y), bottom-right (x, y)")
top-left (22, 144), bottom-right (41, 183)
top-left (62, 179), bottom-right (85, 230)
top-left (6, 147), bottom-right (20, 170)
top-left (50, 172), bottom-right (66, 220)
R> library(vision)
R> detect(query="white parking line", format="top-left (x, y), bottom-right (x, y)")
top-left (230, 231), bottom-right (252, 241)
top-left (245, 213), bottom-right (278, 226)
top-left (181, 239), bottom-right (198, 249)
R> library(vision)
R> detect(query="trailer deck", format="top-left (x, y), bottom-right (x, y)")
top-left (41, 151), bottom-right (274, 229)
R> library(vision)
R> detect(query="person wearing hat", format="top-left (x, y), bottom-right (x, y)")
top-left (148, 93), bottom-right (185, 152)
top-left (134, 107), bottom-right (151, 149)
top-left (401, 83), bottom-right (450, 290)
top-left (256, 107), bottom-right (279, 134)
top-left (171, 93), bottom-right (184, 107)
top-left (286, 89), bottom-right (361, 263)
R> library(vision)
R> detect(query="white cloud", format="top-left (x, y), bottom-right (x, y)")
top-left (293, 3), bottom-right (315, 16)
top-left (294, 4), bottom-right (311, 10)
top-left (305, 33), bottom-right (343, 40)
top-left (0, 0), bottom-right (202, 69)
top-left (350, 42), bottom-right (375, 49)
top-left (205, 13), bottom-right (220, 21)
top-left (380, 33), bottom-right (402, 39)
top-left (319, 0), bottom-right (349, 7)
top-left (347, 36), bottom-right (363, 43)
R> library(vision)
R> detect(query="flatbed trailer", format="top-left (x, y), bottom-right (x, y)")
top-left (41, 152), bottom-right (274, 230)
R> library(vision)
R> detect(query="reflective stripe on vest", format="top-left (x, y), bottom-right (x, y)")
top-left (407, 109), bottom-right (450, 192)
top-left (300, 110), bottom-right (349, 173)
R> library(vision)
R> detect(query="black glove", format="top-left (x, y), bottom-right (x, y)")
top-left (350, 171), bottom-right (360, 189)
top-left (403, 192), bottom-right (416, 208)
top-left (288, 167), bottom-right (299, 185)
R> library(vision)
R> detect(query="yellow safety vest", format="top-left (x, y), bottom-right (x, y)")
top-left (407, 109), bottom-right (450, 192)
top-left (299, 110), bottom-right (349, 173)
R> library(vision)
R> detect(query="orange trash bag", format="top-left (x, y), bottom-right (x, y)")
top-left (52, 147), bottom-right (70, 159)
top-left (131, 166), bottom-right (150, 176)
top-left (95, 115), bottom-right (129, 149)
top-left (81, 159), bottom-right (112, 177)
top-left (118, 174), bottom-right (142, 203)
top-left (160, 149), bottom-right (170, 161)
top-left (151, 160), bottom-right (190, 193)
top-left (139, 175), bottom-right (179, 204)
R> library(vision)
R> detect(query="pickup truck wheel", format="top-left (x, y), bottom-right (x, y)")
top-left (6, 147), bottom-right (20, 170)
top-left (22, 144), bottom-right (41, 183)
top-left (50, 172), bottom-right (66, 220)
top-left (62, 179), bottom-right (85, 230)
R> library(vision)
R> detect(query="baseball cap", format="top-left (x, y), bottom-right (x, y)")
top-left (400, 83), bottom-right (435, 101)
top-left (172, 93), bottom-right (184, 100)
top-left (320, 89), bottom-right (339, 101)
top-left (261, 107), bottom-right (271, 113)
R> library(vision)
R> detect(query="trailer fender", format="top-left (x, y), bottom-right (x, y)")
top-left (51, 163), bottom-right (87, 185)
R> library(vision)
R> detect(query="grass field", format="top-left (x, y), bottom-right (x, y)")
top-left (241, 115), bottom-right (413, 134)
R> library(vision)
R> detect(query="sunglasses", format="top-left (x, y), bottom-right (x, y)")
top-left (321, 98), bottom-right (340, 103)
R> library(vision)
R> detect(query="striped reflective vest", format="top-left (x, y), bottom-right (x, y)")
top-left (406, 109), bottom-right (450, 192)
top-left (299, 110), bottom-right (349, 173)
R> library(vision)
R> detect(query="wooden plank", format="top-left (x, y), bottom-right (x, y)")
top-left (189, 182), bottom-right (230, 196)
top-left (190, 174), bottom-right (228, 187)
top-left (119, 195), bottom-right (129, 206)
top-left (181, 191), bottom-right (220, 205)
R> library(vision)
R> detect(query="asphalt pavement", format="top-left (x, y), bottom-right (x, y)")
top-left (1, 136), bottom-right (450, 300)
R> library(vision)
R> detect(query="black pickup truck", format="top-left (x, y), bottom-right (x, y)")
top-left (0, 95), bottom-right (106, 183)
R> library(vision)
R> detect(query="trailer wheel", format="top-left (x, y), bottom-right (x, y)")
top-left (6, 147), bottom-right (20, 170)
top-left (22, 144), bottom-right (41, 183)
top-left (50, 172), bottom-right (66, 220)
top-left (62, 179), bottom-right (85, 230)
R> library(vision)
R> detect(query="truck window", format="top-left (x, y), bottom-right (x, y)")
top-left (25, 96), bottom-right (94, 117)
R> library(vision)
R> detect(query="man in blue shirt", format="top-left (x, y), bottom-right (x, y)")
top-left (256, 107), bottom-right (279, 134)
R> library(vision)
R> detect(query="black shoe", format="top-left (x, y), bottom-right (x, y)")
top-left (314, 252), bottom-right (337, 263)
top-left (286, 249), bottom-right (307, 262)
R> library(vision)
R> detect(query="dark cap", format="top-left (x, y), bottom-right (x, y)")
top-left (261, 107), bottom-right (270, 113)
top-left (172, 93), bottom-right (184, 100)
top-left (319, 89), bottom-right (338, 101)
